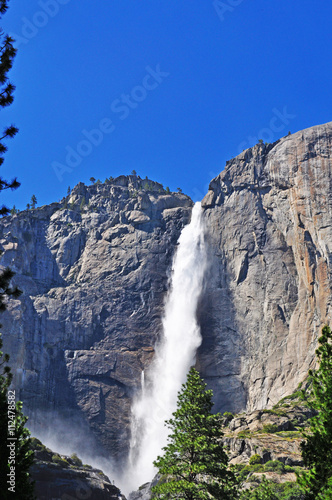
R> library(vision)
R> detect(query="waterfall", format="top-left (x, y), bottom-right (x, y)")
top-left (124, 201), bottom-right (207, 494)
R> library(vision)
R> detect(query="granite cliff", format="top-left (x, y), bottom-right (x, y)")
top-left (200, 120), bottom-right (332, 414)
top-left (1, 121), bottom-right (332, 470)
top-left (0, 175), bottom-right (192, 463)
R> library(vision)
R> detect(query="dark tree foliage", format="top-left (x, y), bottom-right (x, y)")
top-left (152, 367), bottom-right (239, 500)
top-left (297, 325), bottom-right (332, 499)
top-left (0, 0), bottom-right (21, 314)
top-left (0, 0), bottom-right (20, 217)
top-left (30, 194), bottom-right (37, 209)
top-left (0, 335), bottom-right (35, 499)
top-left (0, 266), bottom-right (21, 320)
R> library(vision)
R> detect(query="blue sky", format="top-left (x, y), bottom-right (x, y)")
top-left (1, 0), bottom-right (332, 210)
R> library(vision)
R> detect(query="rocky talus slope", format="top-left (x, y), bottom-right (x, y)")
top-left (1, 121), bottom-right (332, 467)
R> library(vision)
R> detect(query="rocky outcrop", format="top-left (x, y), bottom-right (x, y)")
top-left (30, 438), bottom-right (125, 500)
top-left (0, 176), bottom-right (192, 462)
top-left (200, 121), bottom-right (332, 413)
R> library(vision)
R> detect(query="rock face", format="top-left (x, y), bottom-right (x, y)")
top-left (30, 438), bottom-right (125, 500)
top-left (0, 175), bottom-right (192, 462)
top-left (1, 122), bottom-right (332, 467)
top-left (200, 121), bottom-right (332, 413)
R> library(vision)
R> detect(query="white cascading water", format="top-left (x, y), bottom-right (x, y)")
top-left (124, 201), bottom-right (207, 494)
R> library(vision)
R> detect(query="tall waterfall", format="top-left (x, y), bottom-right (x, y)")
top-left (124, 202), bottom-right (207, 493)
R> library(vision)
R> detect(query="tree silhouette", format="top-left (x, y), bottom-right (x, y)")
top-left (30, 195), bottom-right (37, 209)
top-left (0, 0), bottom-right (20, 217)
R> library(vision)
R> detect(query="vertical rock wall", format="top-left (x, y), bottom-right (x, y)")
top-left (200, 121), bottom-right (332, 412)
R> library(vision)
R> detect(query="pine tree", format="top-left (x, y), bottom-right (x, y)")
top-left (30, 195), bottom-right (37, 209)
top-left (152, 367), bottom-right (239, 500)
top-left (0, 0), bottom-right (20, 216)
top-left (0, 267), bottom-right (21, 315)
top-left (0, 334), bottom-right (35, 499)
top-left (0, 0), bottom-right (22, 313)
top-left (297, 325), bottom-right (332, 499)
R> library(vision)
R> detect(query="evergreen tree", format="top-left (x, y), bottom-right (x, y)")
top-left (10, 205), bottom-right (17, 215)
top-left (0, 0), bottom-right (20, 216)
top-left (0, 0), bottom-right (21, 313)
top-left (0, 267), bottom-right (21, 318)
top-left (297, 325), bottom-right (332, 499)
top-left (89, 177), bottom-right (96, 184)
top-left (152, 367), bottom-right (239, 500)
top-left (0, 334), bottom-right (35, 499)
top-left (30, 195), bottom-right (37, 209)
top-left (26, 203), bottom-right (30, 211)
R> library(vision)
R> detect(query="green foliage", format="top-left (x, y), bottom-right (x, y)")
top-left (238, 430), bottom-right (251, 439)
top-left (0, 334), bottom-right (35, 498)
top-left (249, 454), bottom-right (262, 465)
top-left (241, 479), bottom-right (304, 500)
top-left (264, 460), bottom-right (285, 473)
top-left (224, 411), bottom-right (234, 420)
top-left (262, 424), bottom-right (278, 434)
top-left (297, 325), bottom-right (332, 499)
top-left (80, 198), bottom-right (85, 212)
top-left (70, 453), bottom-right (83, 466)
top-left (52, 454), bottom-right (69, 466)
top-left (89, 177), bottom-right (96, 184)
top-left (10, 205), bottom-right (17, 215)
top-left (131, 169), bottom-right (137, 176)
top-left (0, 0), bottom-right (20, 217)
top-left (152, 367), bottom-right (239, 499)
top-left (165, 186), bottom-right (170, 194)
top-left (30, 194), bottom-right (37, 209)
top-left (176, 187), bottom-right (183, 193)
top-left (240, 477), bottom-right (278, 500)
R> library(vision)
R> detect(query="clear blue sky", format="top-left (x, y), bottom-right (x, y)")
top-left (1, 0), bottom-right (332, 210)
